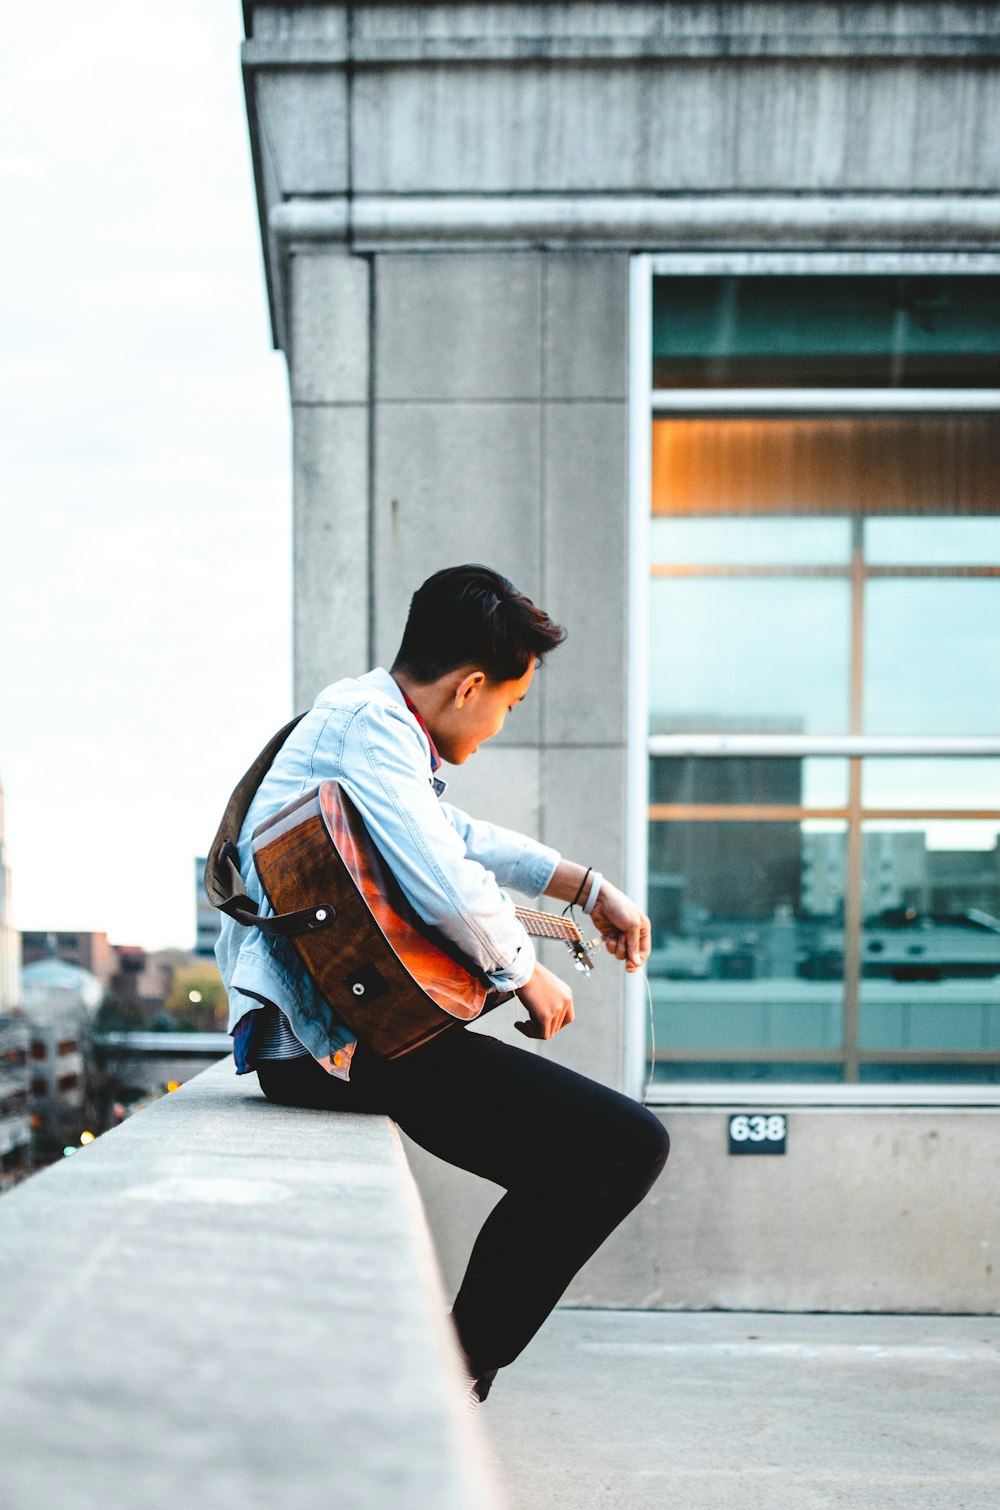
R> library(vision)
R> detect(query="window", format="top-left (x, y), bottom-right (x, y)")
top-left (644, 269), bottom-right (1000, 1088)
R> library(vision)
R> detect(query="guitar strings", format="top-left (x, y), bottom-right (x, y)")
top-left (641, 966), bottom-right (657, 1104)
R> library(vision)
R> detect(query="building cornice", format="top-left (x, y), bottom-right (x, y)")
top-left (243, 6), bottom-right (1000, 64)
top-left (272, 194), bottom-right (1000, 252)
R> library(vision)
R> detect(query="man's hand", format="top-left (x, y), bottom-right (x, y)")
top-left (514, 961), bottom-right (575, 1040)
top-left (589, 882), bottom-right (651, 972)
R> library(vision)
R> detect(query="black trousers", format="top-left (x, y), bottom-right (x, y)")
top-left (256, 1027), bottom-right (669, 1376)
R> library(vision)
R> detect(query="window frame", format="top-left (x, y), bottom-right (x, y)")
top-left (627, 251), bottom-right (1000, 1106)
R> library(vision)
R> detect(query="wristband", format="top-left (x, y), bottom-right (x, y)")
top-left (582, 870), bottom-right (603, 915)
top-left (571, 866), bottom-right (592, 910)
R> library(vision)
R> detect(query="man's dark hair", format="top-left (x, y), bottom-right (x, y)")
top-left (392, 564), bottom-right (566, 684)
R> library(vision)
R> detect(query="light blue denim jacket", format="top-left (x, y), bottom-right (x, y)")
top-left (215, 668), bottom-right (560, 1080)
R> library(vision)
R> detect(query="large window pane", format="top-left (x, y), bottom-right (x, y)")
top-left (862, 759), bottom-right (1000, 815)
top-left (859, 821), bottom-right (1000, 1056)
top-left (652, 756), bottom-right (849, 809)
top-left (652, 417), bottom-right (999, 516)
top-left (864, 581), bottom-right (1000, 735)
top-left (648, 820), bottom-right (846, 1075)
top-left (650, 578), bottom-right (850, 734)
top-left (651, 516), bottom-right (851, 567)
top-left (866, 517), bottom-right (1000, 566)
top-left (859, 820), bottom-right (1000, 924)
top-left (653, 274), bottom-right (1000, 389)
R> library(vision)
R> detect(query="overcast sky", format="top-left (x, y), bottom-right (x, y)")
top-left (1, 4), bottom-right (292, 951)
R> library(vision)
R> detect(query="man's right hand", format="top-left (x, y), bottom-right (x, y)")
top-left (514, 961), bottom-right (575, 1040)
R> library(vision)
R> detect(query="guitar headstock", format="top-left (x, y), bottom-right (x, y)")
top-left (566, 934), bottom-right (599, 974)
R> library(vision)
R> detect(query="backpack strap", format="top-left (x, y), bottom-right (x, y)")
top-left (204, 714), bottom-right (337, 940)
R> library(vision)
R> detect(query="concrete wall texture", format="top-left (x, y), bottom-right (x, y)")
top-left (0, 1060), bottom-right (504, 1510)
top-left (242, 2), bottom-right (1000, 1311)
top-left (405, 1105), bottom-right (1000, 1313)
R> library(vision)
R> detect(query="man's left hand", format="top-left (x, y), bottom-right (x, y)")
top-left (589, 883), bottom-right (651, 972)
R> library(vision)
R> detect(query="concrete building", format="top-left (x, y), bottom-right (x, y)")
top-left (20, 929), bottom-right (116, 989)
top-left (0, 779), bottom-right (31, 1170)
top-left (21, 932), bottom-right (176, 1017)
top-left (20, 958), bottom-right (96, 1153)
top-left (239, 3), bottom-right (1000, 1311)
top-left (0, 780), bottom-right (19, 1014)
top-left (0, 1015), bottom-right (30, 1170)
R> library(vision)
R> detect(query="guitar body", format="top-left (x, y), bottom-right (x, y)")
top-left (251, 781), bottom-right (511, 1058)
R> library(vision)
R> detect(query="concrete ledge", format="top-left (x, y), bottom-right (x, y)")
top-left (271, 194), bottom-right (1000, 252)
top-left (0, 1059), bottom-right (504, 1510)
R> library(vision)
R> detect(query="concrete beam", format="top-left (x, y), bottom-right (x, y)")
top-left (244, 4), bottom-right (1000, 62)
top-left (0, 1059), bottom-right (503, 1510)
top-left (272, 194), bottom-right (1000, 252)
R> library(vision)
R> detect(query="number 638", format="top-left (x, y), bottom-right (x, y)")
top-left (730, 1114), bottom-right (786, 1142)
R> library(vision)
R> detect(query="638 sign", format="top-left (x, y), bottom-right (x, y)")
top-left (728, 1113), bottom-right (787, 1155)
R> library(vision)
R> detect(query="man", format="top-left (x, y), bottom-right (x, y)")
top-left (216, 564), bottom-right (669, 1405)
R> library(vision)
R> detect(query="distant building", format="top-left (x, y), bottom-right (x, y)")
top-left (194, 857), bottom-right (222, 958)
top-left (20, 932), bottom-right (174, 1015)
top-left (0, 1015), bottom-right (30, 1166)
top-left (0, 778), bottom-right (19, 1012)
top-left (21, 930), bottom-right (116, 990)
top-left (0, 778), bottom-right (30, 1169)
top-left (20, 956), bottom-right (96, 1151)
top-left (802, 830), bottom-right (1000, 923)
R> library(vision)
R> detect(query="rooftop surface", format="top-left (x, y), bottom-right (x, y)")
top-left (482, 1308), bottom-right (1000, 1510)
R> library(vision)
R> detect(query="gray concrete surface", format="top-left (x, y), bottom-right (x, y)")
top-left (482, 1308), bottom-right (1000, 1510)
top-left (404, 1082), bottom-right (1000, 1314)
top-left (0, 1059), bottom-right (502, 1510)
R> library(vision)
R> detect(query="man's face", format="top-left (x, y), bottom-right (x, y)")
top-left (432, 659), bottom-right (536, 765)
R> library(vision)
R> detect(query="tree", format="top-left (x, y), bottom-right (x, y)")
top-left (164, 964), bottom-right (227, 1031)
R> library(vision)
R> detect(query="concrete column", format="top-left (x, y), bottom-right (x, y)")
top-left (537, 253), bottom-right (630, 1087)
top-left (371, 249), bottom-right (635, 1296)
top-left (290, 251), bottom-right (371, 710)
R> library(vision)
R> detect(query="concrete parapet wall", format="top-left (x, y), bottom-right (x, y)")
top-left (405, 1099), bottom-right (1000, 1314)
top-left (0, 1059), bottom-right (504, 1510)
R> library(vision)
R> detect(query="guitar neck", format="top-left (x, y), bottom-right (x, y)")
top-left (514, 905), bottom-right (583, 943)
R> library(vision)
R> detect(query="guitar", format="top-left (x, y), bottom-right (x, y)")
top-left (251, 780), bottom-right (596, 1058)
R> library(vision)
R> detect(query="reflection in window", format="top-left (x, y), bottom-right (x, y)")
top-left (649, 578), bottom-right (851, 735)
top-left (652, 274), bottom-right (1000, 390)
top-left (862, 760), bottom-right (1000, 813)
top-left (651, 756), bottom-right (849, 809)
top-left (651, 516), bottom-right (851, 566)
top-left (652, 417), bottom-right (999, 516)
top-left (648, 818), bottom-right (846, 1075)
top-left (859, 820), bottom-right (1000, 1057)
top-left (864, 581), bottom-right (1000, 736)
top-left (866, 517), bottom-right (1000, 566)
top-left (648, 276), bottom-right (1000, 1086)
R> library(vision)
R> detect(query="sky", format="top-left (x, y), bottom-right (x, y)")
top-left (1, 4), bottom-right (292, 951)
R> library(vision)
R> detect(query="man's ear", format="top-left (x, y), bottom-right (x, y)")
top-left (454, 670), bottom-right (486, 707)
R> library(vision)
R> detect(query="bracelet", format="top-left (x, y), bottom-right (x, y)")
top-left (582, 870), bottom-right (604, 915)
top-left (570, 866), bottom-right (591, 909)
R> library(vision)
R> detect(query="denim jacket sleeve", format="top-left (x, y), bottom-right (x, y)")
top-left (437, 802), bottom-right (560, 901)
top-left (337, 701), bottom-right (553, 992)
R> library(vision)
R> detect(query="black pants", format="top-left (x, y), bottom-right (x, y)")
top-left (256, 1027), bottom-right (669, 1377)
